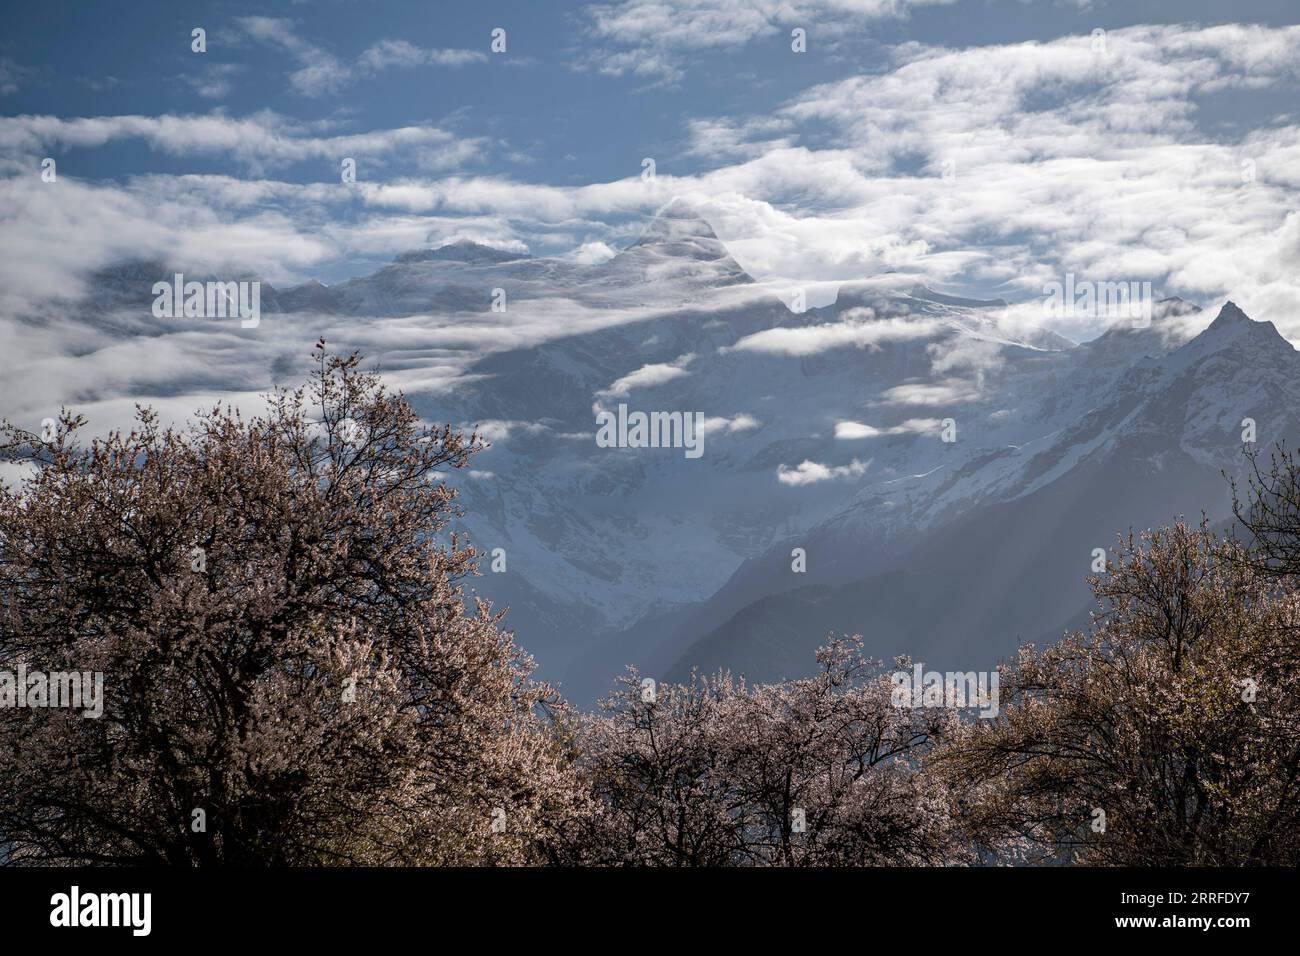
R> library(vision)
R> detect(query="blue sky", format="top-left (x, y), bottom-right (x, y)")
top-left (7, 0), bottom-right (1296, 187)
top-left (3, 0), bottom-right (1300, 333)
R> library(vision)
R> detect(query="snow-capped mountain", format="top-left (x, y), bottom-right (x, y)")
top-left (653, 299), bottom-right (1300, 689)
top-left (65, 203), bottom-right (1294, 705)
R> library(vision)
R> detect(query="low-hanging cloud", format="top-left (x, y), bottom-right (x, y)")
top-left (776, 457), bottom-right (870, 486)
top-left (834, 418), bottom-right (941, 438)
top-left (596, 354), bottom-right (695, 398)
top-left (726, 310), bottom-right (944, 356)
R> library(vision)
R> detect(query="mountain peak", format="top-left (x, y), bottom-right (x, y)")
top-left (1149, 296), bottom-right (1201, 322)
top-left (630, 198), bottom-right (725, 252)
top-left (1079, 297), bottom-right (1204, 366)
top-left (1177, 300), bottom-right (1293, 358)
top-left (393, 240), bottom-right (529, 265)
top-left (1208, 300), bottom-right (1250, 328)
top-left (606, 198), bottom-right (752, 288)
top-left (1202, 301), bottom-right (1286, 343)
top-left (653, 196), bottom-right (713, 222)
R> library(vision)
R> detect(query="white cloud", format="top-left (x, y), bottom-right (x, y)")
top-left (0, 57), bottom-right (32, 95)
top-left (580, 0), bottom-right (955, 83)
top-left (701, 413), bottom-right (761, 435)
top-left (184, 63), bottom-right (244, 100)
top-left (238, 19), bottom-right (487, 96)
top-left (663, 23), bottom-right (1300, 337)
top-left (925, 336), bottom-right (1005, 390)
top-left (880, 379), bottom-right (982, 407)
top-left (726, 310), bottom-right (943, 356)
top-left (777, 457), bottom-right (870, 486)
top-left (597, 354), bottom-right (695, 397)
top-left (237, 16), bottom-right (351, 96)
top-left (684, 117), bottom-right (793, 161)
top-left (357, 40), bottom-right (487, 71)
top-left (0, 174), bottom-right (335, 318)
top-left (469, 419), bottom-right (556, 443)
top-left (570, 240), bottom-right (617, 264)
top-left (834, 418), bottom-right (939, 438)
top-left (0, 112), bottom-right (479, 175)
top-left (7, 20), bottom-right (1300, 371)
